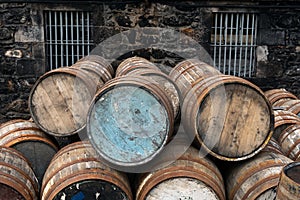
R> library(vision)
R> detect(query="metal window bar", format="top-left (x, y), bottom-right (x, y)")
top-left (211, 12), bottom-right (257, 77)
top-left (45, 10), bottom-right (94, 70)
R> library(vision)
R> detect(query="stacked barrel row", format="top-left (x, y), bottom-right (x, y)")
top-left (0, 55), bottom-right (299, 199)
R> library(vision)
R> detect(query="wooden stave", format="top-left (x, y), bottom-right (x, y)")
top-left (278, 124), bottom-right (300, 160)
top-left (264, 89), bottom-right (298, 106)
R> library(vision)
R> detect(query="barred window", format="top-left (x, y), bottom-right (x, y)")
top-left (211, 12), bottom-right (258, 77)
top-left (44, 10), bottom-right (94, 70)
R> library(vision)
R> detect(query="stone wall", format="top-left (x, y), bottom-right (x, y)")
top-left (0, 1), bottom-right (300, 123)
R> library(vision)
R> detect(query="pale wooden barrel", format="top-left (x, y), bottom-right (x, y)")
top-left (127, 69), bottom-right (181, 120)
top-left (29, 67), bottom-right (98, 137)
top-left (278, 124), bottom-right (300, 160)
top-left (276, 99), bottom-right (300, 116)
top-left (41, 141), bottom-right (133, 200)
top-left (276, 161), bottom-right (300, 200)
top-left (0, 147), bottom-right (39, 200)
top-left (0, 119), bottom-right (58, 185)
top-left (264, 88), bottom-right (298, 106)
top-left (136, 147), bottom-right (226, 200)
top-left (77, 54), bottom-right (114, 77)
top-left (169, 59), bottom-right (221, 99)
top-left (181, 75), bottom-right (274, 161)
top-left (116, 56), bottom-right (160, 77)
top-left (262, 137), bottom-right (285, 155)
top-left (273, 110), bottom-right (300, 140)
top-left (87, 75), bottom-right (174, 167)
top-left (226, 151), bottom-right (293, 200)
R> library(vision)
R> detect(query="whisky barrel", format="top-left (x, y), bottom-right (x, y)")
top-left (262, 137), bottom-right (284, 155)
top-left (77, 54), bottom-right (114, 77)
top-left (226, 151), bottom-right (292, 200)
top-left (87, 75), bottom-right (174, 167)
top-left (275, 99), bottom-right (300, 116)
top-left (41, 141), bottom-right (132, 200)
top-left (169, 59), bottom-right (221, 99)
top-left (116, 56), bottom-right (160, 77)
top-left (127, 69), bottom-right (181, 120)
top-left (276, 161), bottom-right (300, 200)
top-left (181, 75), bottom-right (274, 161)
top-left (264, 88), bottom-right (298, 106)
top-left (273, 110), bottom-right (300, 140)
top-left (136, 146), bottom-right (225, 200)
top-left (29, 67), bottom-right (98, 136)
top-left (0, 147), bottom-right (39, 200)
top-left (0, 119), bottom-right (58, 184)
top-left (278, 124), bottom-right (300, 160)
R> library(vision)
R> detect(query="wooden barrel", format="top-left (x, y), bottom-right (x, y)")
top-left (0, 146), bottom-right (39, 200)
top-left (169, 59), bottom-right (221, 99)
top-left (276, 161), bottom-right (300, 200)
top-left (275, 99), bottom-right (300, 116)
top-left (273, 110), bottom-right (300, 140)
top-left (77, 54), bottom-right (114, 77)
top-left (87, 75), bottom-right (174, 167)
top-left (278, 124), bottom-right (300, 160)
top-left (262, 137), bottom-right (285, 155)
top-left (116, 56), bottom-right (160, 77)
top-left (136, 146), bottom-right (226, 200)
top-left (0, 119), bottom-right (58, 185)
top-left (181, 75), bottom-right (274, 161)
top-left (226, 151), bottom-right (293, 200)
top-left (29, 67), bottom-right (98, 137)
top-left (127, 69), bottom-right (181, 120)
top-left (41, 141), bottom-right (132, 200)
top-left (264, 88), bottom-right (298, 106)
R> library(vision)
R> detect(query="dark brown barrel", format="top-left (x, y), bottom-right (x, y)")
top-left (127, 69), bottom-right (181, 120)
top-left (116, 56), bottom-right (160, 77)
top-left (278, 124), bottom-right (300, 160)
top-left (264, 88), bottom-right (298, 106)
top-left (29, 67), bottom-right (99, 137)
top-left (0, 119), bottom-right (58, 184)
top-left (87, 75), bottom-right (174, 167)
top-left (136, 146), bottom-right (226, 200)
top-left (77, 54), bottom-right (114, 77)
top-left (0, 147), bottom-right (39, 200)
top-left (226, 151), bottom-right (292, 200)
top-left (276, 161), bottom-right (300, 200)
top-left (181, 75), bottom-right (274, 161)
top-left (169, 59), bottom-right (221, 99)
top-left (41, 141), bottom-right (132, 200)
top-left (273, 110), bottom-right (300, 140)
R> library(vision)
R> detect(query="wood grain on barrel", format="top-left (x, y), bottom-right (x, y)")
top-left (29, 69), bottom-right (93, 136)
top-left (226, 151), bottom-right (292, 200)
top-left (87, 76), bottom-right (174, 166)
top-left (264, 89), bottom-right (298, 106)
top-left (0, 147), bottom-right (38, 200)
top-left (77, 54), bottom-right (114, 76)
top-left (276, 99), bottom-right (300, 116)
top-left (182, 75), bottom-right (273, 161)
top-left (276, 162), bottom-right (300, 200)
top-left (41, 141), bottom-right (132, 200)
top-left (278, 124), bottom-right (300, 160)
top-left (273, 110), bottom-right (300, 140)
top-left (136, 147), bottom-right (225, 200)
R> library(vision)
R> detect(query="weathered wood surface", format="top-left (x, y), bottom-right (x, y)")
top-left (136, 146), bottom-right (225, 200)
top-left (226, 151), bottom-right (292, 200)
top-left (273, 110), bottom-right (300, 140)
top-left (276, 161), bottom-right (300, 200)
top-left (278, 124), bottom-right (300, 160)
top-left (264, 88), bottom-right (298, 106)
top-left (182, 75), bottom-right (274, 161)
top-left (262, 137), bottom-right (284, 155)
top-left (127, 69), bottom-right (181, 120)
top-left (87, 76), bottom-right (174, 167)
top-left (275, 99), bottom-right (300, 116)
top-left (77, 54), bottom-right (114, 76)
top-left (116, 56), bottom-right (160, 77)
top-left (169, 59), bottom-right (221, 99)
top-left (29, 68), bottom-right (95, 136)
top-left (41, 141), bottom-right (132, 200)
top-left (0, 147), bottom-right (39, 200)
top-left (0, 119), bottom-right (58, 184)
